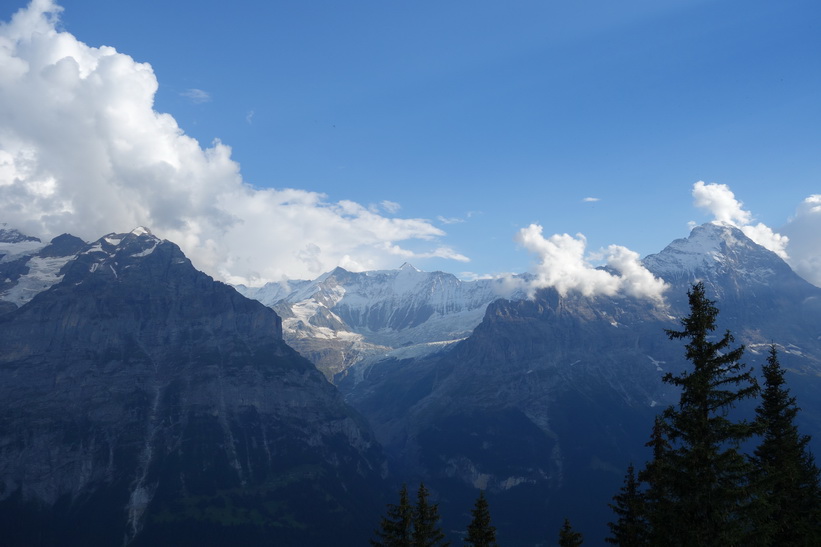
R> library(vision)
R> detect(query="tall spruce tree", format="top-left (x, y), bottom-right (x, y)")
top-left (637, 416), bottom-right (674, 545)
top-left (606, 464), bottom-right (648, 546)
top-left (465, 491), bottom-right (497, 547)
top-left (649, 282), bottom-right (759, 545)
top-left (558, 518), bottom-right (583, 547)
top-left (749, 344), bottom-right (821, 545)
top-left (372, 484), bottom-right (413, 547)
top-left (412, 483), bottom-right (449, 547)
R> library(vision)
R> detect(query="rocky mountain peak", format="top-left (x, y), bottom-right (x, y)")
top-left (0, 226), bottom-right (386, 545)
top-left (642, 222), bottom-right (793, 287)
top-left (38, 233), bottom-right (87, 258)
top-left (0, 225), bottom-right (40, 244)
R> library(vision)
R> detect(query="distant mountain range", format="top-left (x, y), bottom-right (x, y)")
top-left (235, 264), bottom-right (527, 381)
top-left (2, 221), bottom-right (821, 545)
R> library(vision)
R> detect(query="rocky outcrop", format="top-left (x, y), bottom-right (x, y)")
top-left (0, 229), bottom-right (387, 546)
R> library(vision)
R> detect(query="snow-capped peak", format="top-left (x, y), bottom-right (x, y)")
top-left (643, 222), bottom-right (791, 285)
top-left (131, 226), bottom-right (152, 237)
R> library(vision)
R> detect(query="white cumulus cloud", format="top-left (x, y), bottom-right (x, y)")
top-left (0, 1), bottom-right (466, 284)
top-left (514, 224), bottom-right (668, 304)
top-left (692, 181), bottom-right (789, 260)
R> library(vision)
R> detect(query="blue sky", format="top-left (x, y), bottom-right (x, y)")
top-left (1, 0), bottom-right (820, 288)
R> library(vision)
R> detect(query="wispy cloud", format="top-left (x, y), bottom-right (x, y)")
top-left (245, 110), bottom-right (254, 124)
top-left (380, 200), bottom-right (401, 214)
top-left (180, 88), bottom-right (211, 104)
top-left (378, 242), bottom-right (469, 263)
top-left (582, 197), bottom-right (600, 203)
top-left (0, 1), bottom-right (466, 285)
top-left (437, 215), bottom-right (465, 225)
top-left (437, 210), bottom-right (481, 225)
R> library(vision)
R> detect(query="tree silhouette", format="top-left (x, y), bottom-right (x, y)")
top-left (558, 518), bottom-right (583, 546)
top-left (412, 483), bottom-right (448, 547)
top-left (372, 484), bottom-right (413, 547)
top-left (465, 491), bottom-right (497, 547)
top-left (644, 283), bottom-right (759, 545)
top-left (606, 463), bottom-right (647, 546)
top-left (749, 344), bottom-right (821, 544)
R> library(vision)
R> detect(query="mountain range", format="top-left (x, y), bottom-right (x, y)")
top-left (235, 264), bottom-right (527, 381)
top-left (1, 221), bottom-right (820, 545)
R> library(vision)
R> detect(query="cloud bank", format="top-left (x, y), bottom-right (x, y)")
top-left (0, 1), bottom-right (466, 284)
top-left (515, 224), bottom-right (668, 304)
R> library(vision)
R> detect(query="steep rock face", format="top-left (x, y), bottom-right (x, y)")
top-left (0, 229), bottom-right (386, 546)
top-left (345, 223), bottom-right (821, 545)
top-left (238, 264), bottom-right (523, 380)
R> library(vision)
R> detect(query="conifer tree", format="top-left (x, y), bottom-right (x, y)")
top-left (749, 344), bottom-right (821, 545)
top-left (637, 416), bottom-right (673, 545)
top-left (465, 491), bottom-right (497, 547)
top-left (606, 464), bottom-right (648, 546)
top-left (372, 484), bottom-right (413, 547)
top-left (650, 282), bottom-right (759, 545)
top-left (558, 518), bottom-right (583, 546)
top-left (413, 483), bottom-right (449, 547)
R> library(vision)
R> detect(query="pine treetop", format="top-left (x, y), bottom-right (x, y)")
top-left (413, 483), bottom-right (449, 547)
top-left (465, 491), bottom-right (497, 547)
top-left (371, 484), bottom-right (413, 547)
top-left (750, 344), bottom-right (821, 545)
top-left (606, 464), bottom-right (648, 546)
top-left (558, 518), bottom-right (583, 547)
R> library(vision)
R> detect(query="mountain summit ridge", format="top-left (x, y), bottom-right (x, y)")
top-left (644, 222), bottom-right (800, 287)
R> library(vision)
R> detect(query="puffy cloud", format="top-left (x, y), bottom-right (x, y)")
top-left (780, 195), bottom-right (821, 287)
top-left (515, 224), bottom-right (668, 303)
top-left (692, 181), bottom-right (751, 225)
top-left (692, 181), bottom-right (789, 259)
top-left (0, 1), bottom-right (466, 284)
